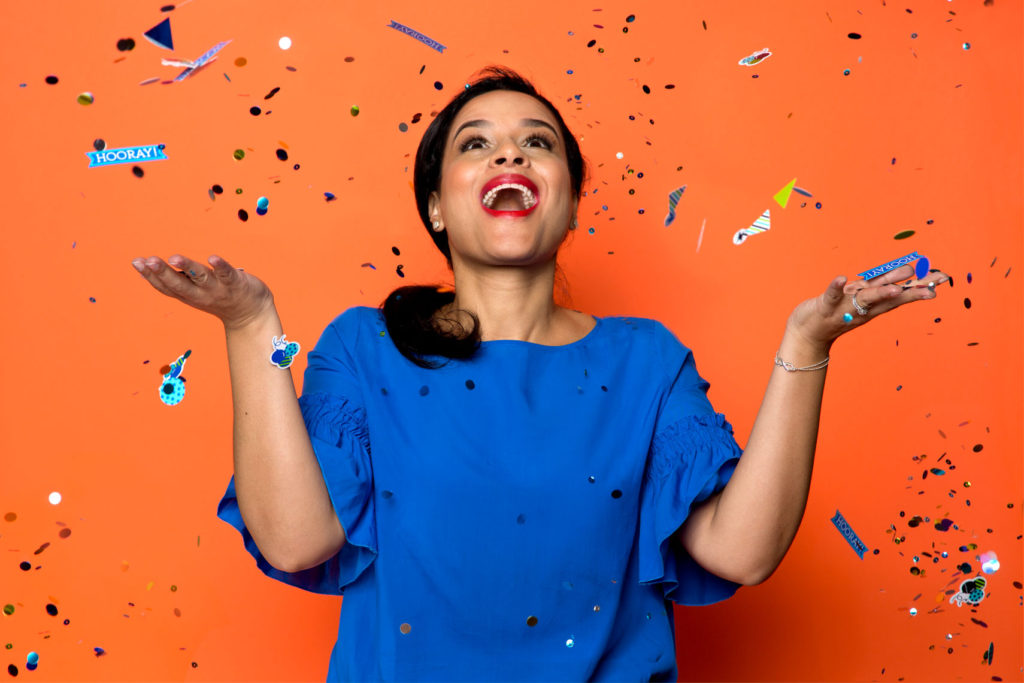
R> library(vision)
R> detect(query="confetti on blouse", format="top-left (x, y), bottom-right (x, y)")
top-left (738, 47), bottom-right (772, 66)
top-left (733, 209), bottom-right (770, 244)
top-left (663, 185), bottom-right (686, 227)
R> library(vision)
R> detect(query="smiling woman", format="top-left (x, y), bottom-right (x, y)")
top-left (382, 65), bottom-right (590, 368)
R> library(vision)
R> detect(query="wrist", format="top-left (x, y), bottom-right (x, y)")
top-left (779, 324), bottom-right (831, 366)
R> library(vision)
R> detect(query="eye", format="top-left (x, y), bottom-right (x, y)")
top-left (524, 133), bottom-right (555, 149)
top-left (458, 135), bottom-right (488, 152)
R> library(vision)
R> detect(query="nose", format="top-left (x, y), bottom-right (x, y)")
top-left (490, 138), bottom-right (526, 167)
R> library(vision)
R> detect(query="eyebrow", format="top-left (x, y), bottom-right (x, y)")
top-left (452, 118), bottom-right (559, 143)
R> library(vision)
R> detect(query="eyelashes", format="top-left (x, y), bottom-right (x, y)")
top-left (458, 132), bottom-right (556, 153)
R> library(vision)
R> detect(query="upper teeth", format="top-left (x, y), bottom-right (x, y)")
top-left (482, 183), bottom-right (537, 209)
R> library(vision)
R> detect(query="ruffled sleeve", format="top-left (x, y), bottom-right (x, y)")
top-left (216, 308), bottom-right (377, 595)
top-left (637, 321), bottom-right (744, 606)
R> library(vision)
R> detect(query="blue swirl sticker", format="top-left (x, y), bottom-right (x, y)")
top-left (831, 509), bottom-right (867, 559)
top-left (87, 145), bottom-right (167, 168)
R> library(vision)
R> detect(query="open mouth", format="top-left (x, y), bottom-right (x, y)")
top-left (480, 175), bottom-right (539, 217)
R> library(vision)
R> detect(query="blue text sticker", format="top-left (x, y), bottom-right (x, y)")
top-left (87, 145), bottom-right (167, 168)
top-left (857, 252), bottom-right (921, 280)
top-left (831, 509), bottom-right (868, 559)
top-left (387, 20), bottom-right (446, 53)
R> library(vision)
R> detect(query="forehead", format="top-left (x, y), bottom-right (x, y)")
top-left (450, 90), bottom-right (557, 131)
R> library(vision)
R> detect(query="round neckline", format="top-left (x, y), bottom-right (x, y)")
top-left (479, 315), bottom-right (603, 349)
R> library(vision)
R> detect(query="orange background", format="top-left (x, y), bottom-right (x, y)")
top-left (1, 1), bottom-right (1021, 681)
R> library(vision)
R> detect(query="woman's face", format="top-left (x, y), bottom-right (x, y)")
top-left (429, 90), bottom-right (577, 268)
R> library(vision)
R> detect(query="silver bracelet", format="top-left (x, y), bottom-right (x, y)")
top-left (774, 350), bottom-right (829, 372)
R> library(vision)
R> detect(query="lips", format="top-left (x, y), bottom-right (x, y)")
top-left (479, 173), bottom-right (539, 217)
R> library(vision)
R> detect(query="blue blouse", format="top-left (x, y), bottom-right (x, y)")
top-left (217, 306), bottom-right (744, 681)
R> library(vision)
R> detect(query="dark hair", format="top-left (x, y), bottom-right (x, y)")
top-left (379, 66), bottom-right (589, 369)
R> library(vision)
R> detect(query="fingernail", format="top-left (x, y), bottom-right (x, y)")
top-left (146, 259), bottom-right (160, 271)
top-left (132, 259), bottom-right (145, 273)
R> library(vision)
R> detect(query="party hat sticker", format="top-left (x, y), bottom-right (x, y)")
top-left (663, 185), bottom-right (686, 227)
top-left (143, 18), bottom-right (174, 51)
top-left (773, 178), bottom-right (797, 208)
top-left (733, 209), bottom-right (770, 244)
top-left (159, 350), bottom-right (191, 406)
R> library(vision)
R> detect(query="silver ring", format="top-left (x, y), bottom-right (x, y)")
top-left (851, 292), bottom-right (869, 315)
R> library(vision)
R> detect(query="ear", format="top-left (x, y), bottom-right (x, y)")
top-left (428, 191), bottom-right (441, 223)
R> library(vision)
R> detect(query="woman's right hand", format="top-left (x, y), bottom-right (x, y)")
top-left (132, 254), bottom-right (275, 331)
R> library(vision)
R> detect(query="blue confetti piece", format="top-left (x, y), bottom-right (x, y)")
top-left (165, 40), bottom-right (232, 82)
top-left (663, 185), bottom-right (686, 227)
top-left (387, 20), bottom-right (446, 53)
top-left (915, 255), bottom-right (930, 279)
top-left (324, 192), bottom-right (337, 202)
top-left (792, 186), bottom-right (813, 197)
top-left (831, 509), bottom-right (867, 559)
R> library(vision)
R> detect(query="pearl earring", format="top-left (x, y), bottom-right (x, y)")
top-left (432, 220), bottom-right (441, 231)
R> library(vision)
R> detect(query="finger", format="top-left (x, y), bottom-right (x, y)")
top-left (133, 256), bottom-right (188, 301)
top-left (168, 254), bottom-right (214, 285)
top-left (849, 281), bottom-right (904, 312)
top-left (208, 254), bottom-right (239, 282)
top-left (821, 275), bottom-right (847, 311)
top-left (145, 256), bottom-right (206, 299)
top-left (866, 264), bottom-right (915, 286)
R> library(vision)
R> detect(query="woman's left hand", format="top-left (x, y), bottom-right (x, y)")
top-left (786, 264), bottom-right (950, 352)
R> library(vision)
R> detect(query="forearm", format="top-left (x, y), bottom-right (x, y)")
top-left (707, 327), bottom-right (829, 583)
top-left (226, 308), bottom-right (343, 572)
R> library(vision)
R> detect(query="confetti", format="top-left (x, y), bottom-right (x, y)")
top-left (256, 196), bottom-right (269, 215)
top-left (792, 186), bottom-right (813, 197)
top-left (773, 178), bottom-right (797, 208)
top-left (894, 229), bottom-right (915, 240)
top-left (77, 92), bottom-right (95, 106)
top-left (738, 48), bottom-right (772, 66)
top-left (733, 209), bottom-right (770, 244)
top-left (116, 38), bottom-right (136, 51)
top-left (979, 551), bottom-right (999, 573)
top-left (163, 40), bottom-right (232, 81)
top-left (949, 576), bottom-right (986, 607)
top-left (387, 19), bottom-right (446, 52)
top-left (143, 18), bottom-right (174, 51)
top-left (857, 252), bottom-right (921, 280)
top-left (915, 256), bottom-right (931, 279)
top-left (86, 144), bottom-right (167, 168)
top-left (831, 509), bottom-right (868, 559)
top-left (48, 492), bottom-right (62, 505)
top-left (278, 36), bottom-right (292, 50)
top-left (663, 185), bottom-right (686, 227)
top-left (159, 350), bottom-right (191, 406)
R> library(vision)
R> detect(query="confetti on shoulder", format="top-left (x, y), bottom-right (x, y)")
top-left (739, 48), bottom-right (772, 66)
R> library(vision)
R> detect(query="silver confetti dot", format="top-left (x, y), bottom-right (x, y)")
top-left (565, 637), bottom-right (575, 648)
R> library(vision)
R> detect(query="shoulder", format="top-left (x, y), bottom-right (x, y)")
top-left (601, 314), bottom-right (691, 355)
top-left (316, 306), bottom-right (384, 349)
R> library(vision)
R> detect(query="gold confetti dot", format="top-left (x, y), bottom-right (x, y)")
top-left (399, 623), bottom-right (411, 634)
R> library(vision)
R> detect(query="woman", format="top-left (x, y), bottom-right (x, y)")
top-left (131, 66), bottom-right (946, 681)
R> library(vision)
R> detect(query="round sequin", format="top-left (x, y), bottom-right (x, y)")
top-left (275, 148), bottom-right (288, 161)
top-left (278, 36), bottom-right (292, 50)
top-left (48, 492), bottom-right (62, 505)
top-left (117, 38), bottom-right (135, 51)
top-left (3, 605), bottom-right (13, 615)
top-left (233, 149), bottom-right (245, 160)
top-left (565, 637), bottom-right (575, 648)
top-left (3, 512), bottom-right (15, 522)
top-left (399, 122), bottom-right (409, 132)
top-left (962, 42), bottom-right (971, 50)
top-left (249, 106), bottom-right (261, 116)
top-left (235, 57), bottom-right (247, 67)
top-left (26, 652), bottom-right (38, 665)
top-left (257, 196), bottom-right (269, 210)
top-left (894, 230), bottom-right (915, 240)
top-left (526, 616), bottom-right (538, 627)
top-left (77, 92), bottom-right (94, 106)
top-left (399, 623), bottom-right (411, 634)
top-left (45, 75), bottom-right (59, 84)
top-left (351, 105), bottom-right (360, 116)
top-left (909, 607), bottom-right (918, 616)
top-left (45, 604), bottom-right (58, 616)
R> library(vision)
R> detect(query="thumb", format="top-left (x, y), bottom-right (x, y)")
top-left (822, 275), bottom-right (846, 310)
